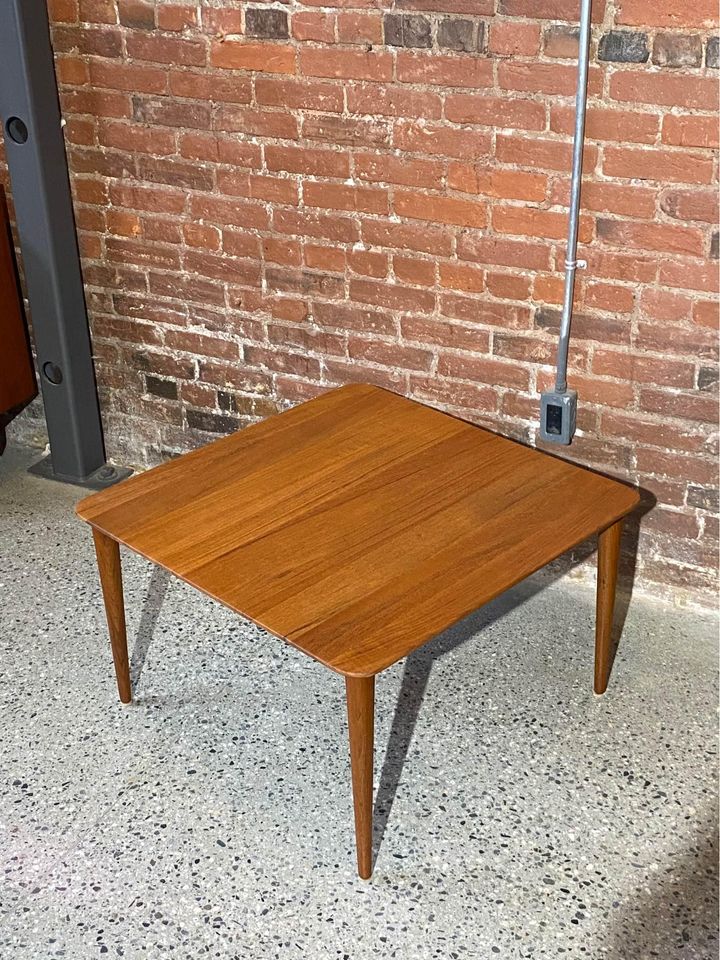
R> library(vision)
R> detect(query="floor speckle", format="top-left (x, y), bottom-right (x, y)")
top-left (1, 445), bottom-right (717, 959)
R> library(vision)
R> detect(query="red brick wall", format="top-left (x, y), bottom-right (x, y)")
top-left (5, 0), bottom-right (719, 603)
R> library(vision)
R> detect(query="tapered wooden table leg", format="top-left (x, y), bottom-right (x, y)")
top-left (594, 519), bottom-right (623, 695)
top-left (92, 528), bottom-right (132, 704)
top-left (345, 674), bottom-right (375, 879)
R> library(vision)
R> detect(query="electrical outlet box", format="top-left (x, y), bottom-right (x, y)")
top-left (539, 390), bottom-right (577, 445)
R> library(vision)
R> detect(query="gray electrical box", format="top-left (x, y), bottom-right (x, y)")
top-left (539, 389), bottom-right (577, 445)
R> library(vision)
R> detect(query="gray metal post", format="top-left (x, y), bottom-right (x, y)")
top-left (539, 0), bottom-right (593, 445)
top-left (0, 0), bottom-right (129, 486)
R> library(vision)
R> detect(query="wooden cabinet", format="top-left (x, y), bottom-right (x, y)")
top-left (0, 186), bottom-right (36, 429)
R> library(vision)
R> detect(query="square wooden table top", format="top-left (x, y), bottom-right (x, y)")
top-left (77, 383), bottom-right (639, 678)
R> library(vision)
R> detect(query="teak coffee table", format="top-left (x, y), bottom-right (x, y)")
top-left (77, 383), bottom-right (639, 878)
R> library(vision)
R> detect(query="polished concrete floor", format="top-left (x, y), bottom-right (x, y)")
top-left (0, 444), bottom-right (717, 959)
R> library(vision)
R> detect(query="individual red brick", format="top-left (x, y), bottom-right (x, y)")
top-left (109, 182), bottom-right (187, 213)
top-left (210, 41), bottom-right (296, 74)
top-left (56, 56), bottom-right (89, 85)
top-left (486, 272), bottom-right (532, 300)
top-left (64, 116), bottom-right (96, 145)
top-left (133, 96), bottom-right (211, 129)
top-left (591, 260), bottom-right (661, 300)
top-left (444, 94), bottom-right (546, 130)
top-left (118, 0), bottom-right (154, 29)
top-left (440, 262), bottom-right (485, 293)
top-left (178, 222), bottom-right (220, 252)
top-left (603, 146), bottom-right (714, 185)
top-left (49, 0), bottom-right (79, 23)
top-left (337, 12), bottom-right (383, 44)
top-left (214, 105), bottom-right (299, 139)
top-left (395, 191), bottom-right (487, 228)
top-left (169, 71), bottom-right (252, 103)
top-left (190, 195), bottom-right (268, 230)
top-left (106, 236), bottom-right (180, 270)
top-left (393, 256), bottom-right (436, 287)
top-left (301, 114), bottom-right (390, 147)
top-left (693, 300), bottom-right (720, 328)
top-left (458, 234), bottom-right (552, 271)
top-left (550, 179), bottom-right (657, 219)
top-left (361, 219), bottom-right (453, 256)
top-left (636, 322), bottom-right (718, 361)
top-left (354, 153), bottom-right (444, 189)
top-left (255, 78), bottom-right (343, 112)
top-left (488, 21), bottom-right (540, 56)
top-left (401, 316), bottom-right (491, 352)
top-left (138, 156), bottom-right (213, 191)
top-left (592, 350), bottom-right (695, 388)
top-left (249, 175), bottom-right (299, 205)
top-left (610, 71), bottom-right (718, 111)
top-left (411, 376), bottom-right (498, 414)
top-left (222, 230), bottom-right (262, 260)
top-left (396, 51), bottom-right (493, 88)
top-left (346, 250), bottom-right (388, 280)
top-left (450, 165), bottom-right (548, 202)
top-left (300, 48), bottom-right (392, 81)
top-left (165, 329), bottom-right (240, 360)
top-left (314, 302), bottom-right (396, 336)
top-left (639, 388), bottom-right (718, 424)
top-left (61, 87), bottom-right (133, 117)
top-left (499, 0), bottom-right (606, 21)
top-left (292, 12), bottom-right (335, 43)
top-left (602, 412), bottom-right (709, 454)
top-left (265, 144), bottom-right (349, 178)
top-left (262, 237), bottom-right (302, 266)
top-left (89, 59), bottom-right (168, 93)
top-left (106, 209), bottom-right (141, 237)
top-left (78, 0), bottom-right (115, 24)
top-left (304, 244), bottom-right (346, 272)
top-left (597, 218), bottom-right (704, 257)
top-left (394, 120), bottom-right (492, 160)
top-left (245, 346), bottom-right (321, 379)
top-left (498, 62), bottom-right (602, 97)
top-left (267, 322), bottom-right (346, 357)
top-left (616, 0), bottom-right (716, 28)
top-left (662, 115), bottom-right (719, 150)
top-left (348, 337), bottom-right (433, 372)
top-left (347, 83), bottom-right (442, 120)
top-left (349, 278), bottom-right (435, 313)
top-left (99, 121), bottom-right (176, 156)
top-left (126, 33), bottom-right (206, 67)
top-left (274, 209), bottom-right (359, 244)
top-left (437, 352), bottom-right (531, 390)
top-left (640, 288), bottom-right (692, 322)
top-left (533, 273), bottom-right (565, 304)
top-left (496, 134), bottom-right (596, 172)
top-left (265, 267), bottom-right (344, 300)
top-left (493, 206), bottom-right (593, 243)
top-left (157, 5), bottom-right (198, 31)
top-left (659, 260), bottom-right (719, 293)
top-left (583, 282), bottom-right (635, 315)
top-left (441, 293), bottom-right (532, 329)
top-left (550, 104), bottom-right (659, 145)
top-left (305, 182), bottom-right (388, 215)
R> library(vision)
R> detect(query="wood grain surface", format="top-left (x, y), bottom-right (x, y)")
top-left (77, 383), bottom-right (639, 677)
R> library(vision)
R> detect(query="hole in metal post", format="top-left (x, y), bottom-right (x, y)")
top-left (6, 117), bottom-right (28, 144)
top-left (42, 361), bottom-right (63, 384)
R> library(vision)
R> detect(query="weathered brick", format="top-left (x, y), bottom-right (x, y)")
top-left (707, 36), bottom-right (720, 67)
top-left (245, 8), bottom-right (289, 40)
top-left (652, 32), bottom-right (703, 67)
top-left (437, 18), bottom-right (483, 53)
top-left (598, 30), bottom-right (649, 62)
top-left (145, 375), bottom-right (178, 400)
top-left (384, 14), bottom-right (432, 49)
top-left (186, 409), bottom-right (239, 434)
